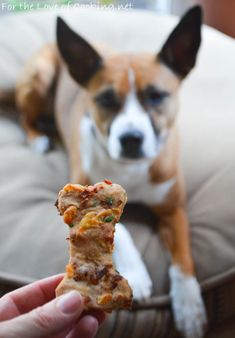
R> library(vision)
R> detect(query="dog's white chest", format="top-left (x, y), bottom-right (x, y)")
top-left (80, 116), bottom-right (175, 205)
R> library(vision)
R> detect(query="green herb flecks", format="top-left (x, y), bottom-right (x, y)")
top-left (104, 215), bottom-right (115, 222)
top-left (106, 197), bottom-right (113, 206)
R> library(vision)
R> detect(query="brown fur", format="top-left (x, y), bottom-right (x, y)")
top-left (16, 44), bottom-right (194, 278)
top-left (86, 53), bottom-right (180, 136)
top-left (16, 44), bottom-right (59, 139)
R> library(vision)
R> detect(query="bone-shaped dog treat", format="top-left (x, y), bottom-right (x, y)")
top-left (55, 180), bottom-right (133, 312)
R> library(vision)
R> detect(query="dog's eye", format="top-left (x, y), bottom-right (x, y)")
top-left (141, 86), bottom-right (169, 107)
top-left (94, 89), bottom-right (121, 111)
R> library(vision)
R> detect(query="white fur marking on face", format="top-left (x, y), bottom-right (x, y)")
top-left (169, 265), bottom-right (207, 338)
top-left (108, 67), bottom-right (160, 159)
top-left (113, 222), bottom-right (152, 300)
top-left (80, 116), bottom-right (175, 205)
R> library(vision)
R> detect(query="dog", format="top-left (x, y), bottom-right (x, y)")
top-left (15, 6), bottom-right (207, 338)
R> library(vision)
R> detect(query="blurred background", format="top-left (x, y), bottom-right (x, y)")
top-left (0, 0), bottom-right (235, 38)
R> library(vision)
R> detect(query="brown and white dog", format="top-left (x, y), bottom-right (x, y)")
top-left (16, 6), bottom-right (207, 338)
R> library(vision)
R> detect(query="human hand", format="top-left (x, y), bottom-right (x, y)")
top-left (0, 274), bottom-right (105, 338)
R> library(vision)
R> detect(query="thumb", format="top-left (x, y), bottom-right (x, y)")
top-left (0, 291), bottom-right (84, 338)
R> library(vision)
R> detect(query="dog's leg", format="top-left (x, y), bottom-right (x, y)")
top-left (68, 120), bottom-right (90, 185)
top-left (156, 206), bottom-right (207, 338)
top-left (113, 223), bottom-right (152, 300)
top-left (22, 124), bottom-right (52, 153)
top-left (16, 44), bottom-right (58, 153)
top-left (69, 154), bottom-right (89, 185)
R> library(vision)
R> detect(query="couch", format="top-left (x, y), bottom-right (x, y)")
top-left (0, 7), bottom-right (235, 338)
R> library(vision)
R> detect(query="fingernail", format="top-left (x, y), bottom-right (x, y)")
top-left (57, 291), bottom-right (82, 314)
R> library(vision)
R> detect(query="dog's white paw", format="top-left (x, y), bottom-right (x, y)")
top-left (113, 223), bottom-right (152, 301)
top-left (122, 266), bottom-right (152, 301)
top-left (29, 135), bottom-right (51, 153)
top-left (169, 265), bottom-right (207, 338)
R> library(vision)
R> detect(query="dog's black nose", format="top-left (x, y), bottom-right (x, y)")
top-left (119, 130), bottom-right (144, 159)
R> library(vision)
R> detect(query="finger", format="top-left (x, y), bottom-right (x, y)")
top-left (0, 291), bottom-right (83, 338)
top-left (66, 315), bottom-right (99, 338)
top-left (83, 310), bottom-right (106, 326)
top-left (64, 311), bottom-right (105, 338)
top-left (0, 274), bottom-right (64, 320)
top-left (55, 309), bottom-right (106, 338)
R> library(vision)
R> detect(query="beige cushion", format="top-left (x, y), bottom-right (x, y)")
top-left (0, 8), bottom-right (235, 337)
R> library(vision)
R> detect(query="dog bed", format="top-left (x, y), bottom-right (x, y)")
top-left (0, 8), bottom-right (235, 338)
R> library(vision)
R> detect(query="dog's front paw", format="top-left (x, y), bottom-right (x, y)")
top-left (123, 268), bottom-right (152, 301)
top-left (169, 265), bottom-right (207, 338)
top-left (113, 223), bottom-right (152, 301)
top-left (29, 135), bottom-right (52, 153)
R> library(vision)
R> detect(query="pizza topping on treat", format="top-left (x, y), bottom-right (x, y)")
top-left (103, 179), bottom-right (113, 185)
top-left (66, 264), bottom-right (74, 278)
top-left (55, 181), bottom-right (133, 312)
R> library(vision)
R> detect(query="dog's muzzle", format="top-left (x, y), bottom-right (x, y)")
top-left (119, 129), bottom-right (144, 159)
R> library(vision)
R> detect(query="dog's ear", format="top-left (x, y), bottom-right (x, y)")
top-left (56, 17), bottom-right (103, 86)
top-left (158, 6), bottom-right (202, 78)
